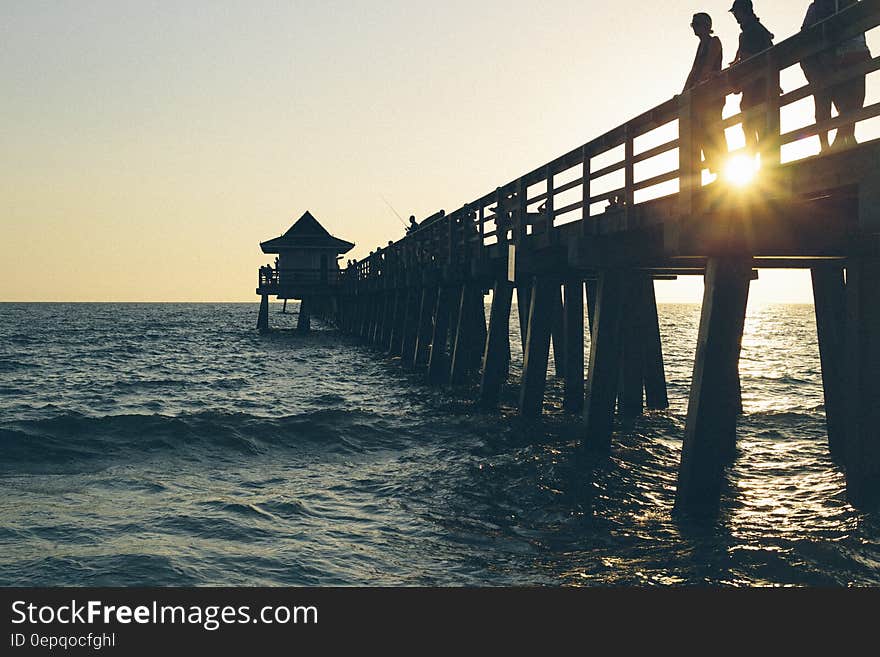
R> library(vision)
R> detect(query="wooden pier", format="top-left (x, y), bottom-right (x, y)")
top-left (294, 3), bottom-right (880, 515)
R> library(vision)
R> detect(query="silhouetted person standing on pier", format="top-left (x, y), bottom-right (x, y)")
top-left (834, 0), bottom-right (872, 147)
top-left (802, 0), bottom-right (872, 150)
top-left (683, 12), bottom-right (725, 174)
top-left (730, 0), bottom-right (775, 156)
top-left (802, 0), bottom-right (840, 151)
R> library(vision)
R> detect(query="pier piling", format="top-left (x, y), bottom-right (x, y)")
top-left (516, 283), bottom-right (531, 354)
top-left (563, 278), bottom-right (585, 413)
top-left (427, 284), bottom-right (454, 383)
top-left (551, 284), bottom-right (566, 376)
top-left (675, 257), bottom-right (752, 516)
top-left (479, 280), bottom-right (513, 406)
top-left (296, 298), bottom-right (311, 333)
top-left (413, 284), bottom-right (437, 368)
top-left (401, 286), bottom-right (419, 364)
top-left (641, 277), bottom-right (669, 410)
top-left (811, 264), bottom-right (847, 460)
top-left (583, 270), bottom-right (625, 450)
top-left (519, 276), bottom-right (555, 417)
top-left (618, 274), bottom-right (646, 418)
top-left (843, 257), bottom-right (880, 507)
top-left (257, 294), bottom-right (270, 333)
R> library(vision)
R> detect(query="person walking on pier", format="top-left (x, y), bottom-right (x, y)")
top-left (730, 0), bottom-right (776, 156)
top-left (683, 12), bottom-right (725, 174)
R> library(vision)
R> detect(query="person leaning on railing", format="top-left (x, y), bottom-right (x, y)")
top-left (730, 0), bottom-right (776, 157)
top-left (683, 12), bottom-right (726, 174)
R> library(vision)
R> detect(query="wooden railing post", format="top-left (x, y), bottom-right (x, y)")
top-left (624, 125), bottom-right (634, 230)
top-left (763, 54), bottom-right (782, 171)
top-left (545, 164), bottom-right (555, 240)
top-left (581, 145), bottom-right (591, 237)
top-left (478, 204), bottom-right (486, 265)
top-left (515, 179), bottom-right (527, 247)
top-left (670, 90), bottom-right (697, 254)
top-left (446, 212), bottom-right (454, 269)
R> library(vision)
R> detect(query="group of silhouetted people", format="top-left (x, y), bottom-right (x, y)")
top-left (259, 264), bottom-right (274, 283)
top-left (683, 0), bottom-right (871, 173)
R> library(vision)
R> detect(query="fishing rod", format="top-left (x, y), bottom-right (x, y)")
top-left (380, 194), bottom-right (408, 228)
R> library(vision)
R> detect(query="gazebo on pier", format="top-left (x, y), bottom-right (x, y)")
top-left (256, 211), bottom-right (354, 332)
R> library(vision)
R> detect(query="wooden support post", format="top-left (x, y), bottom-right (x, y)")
top-left (642, 277), bottom-right (669, 410)
top-left (843, 257), bottom-right (880, 508)
top-left (617, 274), bottom-right (645, 418)
top-left (811, 265), bottom-right (846, 461)
top-left (350, 298), bottom-right (357, 333)
top-left (519, 276), bottom-right (555, 417)
top-left (297, 298), bottom-right (311, 333)
top-left (401, 288), bottom-right (419, 365)
top-left (368, 294), bottom-right (380, 343)
top-left (551, 283), bottom-right (565, 376)
top-left (413, 285), bottom-right (437, 367)
top-left (470, 289), bottom-right (488, 373)
top-left (450, 285), bottom-right (473, 385)
top-left (358, 295), bottom-right (369, 339)
top-left (563, 278), bottom-right (585, 413)
top-left (583, 271), bottom-right (625, 449)
top-left (351, 295), bottom-right (360, 336)
top-left (373, 289), bottom-right (393, 346)
top-left (373, 292), bottom-right (383, 342)
top-left (362, 294), bottom-right (370, 338)
top-left (585, 279), bottom-right (597, 334)
top-left (257, 294), bottom-right (270, 333)
top-left (385, 289), bottom-right (396, 352)
top-left (516, 283), bottom-right (531, 354)
top-left (282, 298), bottom-right (288, 314)
top-left (389, 288), bottom-right (408, 356)
top-left (366, 293), bottom-right (378, 342)
top-left (674, 257), bottom-right (752, 517)
top-left (479, 280), bottom-right (513, 406)
top-left (731, 274), bottom-right (751, 418)
top-left (427, 285), bottom-right (453, 384)
top-left (447, 284), bottom-right (462, 364)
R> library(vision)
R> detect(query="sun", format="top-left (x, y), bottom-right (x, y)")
top-left (724, 154), bottom-right (759, 187)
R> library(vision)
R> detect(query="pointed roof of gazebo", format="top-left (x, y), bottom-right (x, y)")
top-left (260, 211), bottom-right (354, 254)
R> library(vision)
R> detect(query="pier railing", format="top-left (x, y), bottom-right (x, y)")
top-left (258, 267), bottom-right (341, 292)
top-left (324, 1), bottom-right (880, 517)
top-left (345, 0), bottom-right (880, 281)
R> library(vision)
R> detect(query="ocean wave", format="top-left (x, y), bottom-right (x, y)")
top-left (0, 408), bottom-right (405, 473)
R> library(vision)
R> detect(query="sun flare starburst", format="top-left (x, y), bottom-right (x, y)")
top-left (724, 154), bottom-right (760, 187)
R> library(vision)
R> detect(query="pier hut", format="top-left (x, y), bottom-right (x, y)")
top-left (256, 211), bottom-right (354, 332)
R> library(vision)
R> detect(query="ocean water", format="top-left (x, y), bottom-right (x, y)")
top-left (1, 301), bottom-right (878, 586)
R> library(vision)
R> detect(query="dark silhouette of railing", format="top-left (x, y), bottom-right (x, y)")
top-left (343, 1), bottom-right (880, 280)
top-left (258, 267), bottom-right (340, 292)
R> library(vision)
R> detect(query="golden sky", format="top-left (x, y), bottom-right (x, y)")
top-left (2, 1), bottom-right (877, 302)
